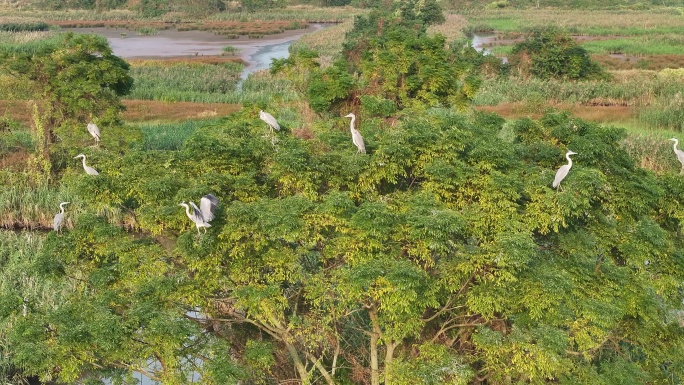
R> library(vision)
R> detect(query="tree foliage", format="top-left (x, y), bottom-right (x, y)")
top-left (509, 27), bottom-right (608, 80)
top-left (1, 8), bottom-right (684, 385)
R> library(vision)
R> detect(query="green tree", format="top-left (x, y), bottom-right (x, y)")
top-left (509, 27), bottom-right (607, 80)
top-left (0, 32), bottom-right (132, 156)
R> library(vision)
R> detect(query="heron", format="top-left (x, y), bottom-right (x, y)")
top-left (74, 154), bottom-right (99, 176)
top-left (87, 123), bottom-right (100, 145)
top-left (668, 138), bottom-right (684, 174)
top-left (259, 110), bottom-right (280, 133)
top-left (53, 201), bottom-right (70, 232)
top-left (552, 150), bottom-right (577, 190)
top-left (344, 113), bottom-right (366, 154)
top-left (179, 194), bottom-right (219, 234)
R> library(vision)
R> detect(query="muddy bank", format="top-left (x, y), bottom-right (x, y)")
top-left (72, 23), bottom-right (330, 63)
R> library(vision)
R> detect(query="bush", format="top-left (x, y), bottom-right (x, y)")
top-left (509, 27), bottom-right (607, 81)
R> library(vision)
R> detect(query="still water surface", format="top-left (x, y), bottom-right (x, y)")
top-left (75, 23), bottom-right (329, 79)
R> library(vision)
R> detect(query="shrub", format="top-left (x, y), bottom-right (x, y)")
top-left (509, 27), bottom-right (608, 81)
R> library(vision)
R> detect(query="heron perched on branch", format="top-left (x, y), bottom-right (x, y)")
top-left (344, 113), bottom-right (366, 154)
top-left (53, 202), bottom-right (70, 232)
top-left (179, 194), bottom-right (219, 234)
top-left (87, 123), bottom-right (100, 146)
top-left (668, 138), bottom-right (684, 174)
top-left (552, 150), bottom-right (577, 190)
top-left (259, 110), bottom-right (280, 133)
top-left (74, 154), bottom-right (99, 176)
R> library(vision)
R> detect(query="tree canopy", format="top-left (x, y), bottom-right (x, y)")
top-left (1, 8), bottom-right (684, 385)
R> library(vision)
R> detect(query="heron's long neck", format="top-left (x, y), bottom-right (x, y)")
top-left (566, 154), bottom-right (573, 167)
top-left (673, 140), bottom-right (679, 153)
top-left (182, 204), bottom-right (191, 217)
top-left (59, 206), bottom-right (65, 215)
top-left (81, 157), bottom-right (88, 168)
top-left (349, 116), bottom-right (356, 132)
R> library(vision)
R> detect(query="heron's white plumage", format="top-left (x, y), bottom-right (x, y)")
top-left (87, 123), bottom-right (100, 143)
top-left (259, 110), bottom-right (280, 131)
top-left (53, 201), bottom-right (70, 232)
top-left (344, 113), bottom-right (366, 154)
top-left (552, 150), bottom-right (577, 189)
top-left (180, 194), bottom-right (219, 234)
top-left (74, 154), bottom-right (99, 176)
top-left (669, 138), bottom-right (684, 173)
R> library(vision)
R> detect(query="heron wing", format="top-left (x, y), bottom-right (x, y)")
top-left (351, 129), bottom-right (366, 153)
top-left (676, 149), bottom-right (684, 166)
top-left (200, 194), bottom-right (219, 223)
top-left (87, 123), bottom-right (100, 140)
top-left (53, 213), bottom-right (63, 231)
top-left (189, 202), bottom-right (205, 223)
top-left (552, 165), bottom-right (570, 188)
top-left (85, 166), bottom-right (99, 176)
top-left (260, 111), bottom-right (280, 130)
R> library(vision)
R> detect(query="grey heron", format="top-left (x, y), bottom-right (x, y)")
top-left (668, 138), bottom-right (684, 173)
top-left (74, 154), bottom-right (99, 176)
top-left (179, 194), bottom-right (219, 234)
top-left (53, 201), bottom-right (70, 232)
top-left (87, 123), bottom-right (100, 145)
top-left (259, 110), bottom-right (280, 133)
top-left (344, 113), bottom-right (366, 154)
top-left (552, 150), bottom-right (577, 190)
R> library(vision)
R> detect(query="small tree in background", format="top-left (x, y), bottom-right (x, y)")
top-left (509, 27), bottom-right (608, 80)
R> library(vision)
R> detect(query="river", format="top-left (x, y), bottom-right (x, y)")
top-left (73, 23), bottom-right (330, 80)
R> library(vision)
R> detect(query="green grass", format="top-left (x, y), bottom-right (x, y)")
top-left (136, 27), bottom-right (158, 36)
top-left (137, 119), bottom-right (221, 151)
top-left (581, 35), bottom-right (684, 55)
top-left (127, 61), bottom-right (244, 101)
top-left (221, 45), bottom-right (240, 55)
top-left (127, 61), bottom-right (299, 104)
top-left (473, 70), bottom-right (682, 107)
top-left (0, 184), bottom-right (74, 230)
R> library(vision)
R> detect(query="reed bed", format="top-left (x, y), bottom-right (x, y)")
top-left (136, 118), bottom-right (222, 150)
top-left (126, 59), bottom-right (299, 104)
top-left (460, 8), bottom-right (684, 35)
top-left (290, 19), bottom-right (354, 66)
top-left (127, 60), bottom-right (244, 100)
top-left (582, 34), bottom-right (684, 55)
top-left (0, 184), bottom-right (70, 230)
top-left (427, 13), bottom-right (470, 42)
top-left (207, 5), bottom-right (362, 23)
top-left (474, 70), bottom-right (683, 107)
top-left (621, 132), bottom-right (684, 173)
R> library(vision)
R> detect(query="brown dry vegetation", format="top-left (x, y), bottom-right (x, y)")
top-left (48, 19), bottom-right (307, 36)
top-left (475, 103), bottom-right (636, 124)
top-left (127, 56), bottom-right (245, 66)
top-left (122, 100), bottom-right (241, 122)
top-left (0, 100), bottom-right (240, 126)
top-left (593, 54), bottom-right (684, 71)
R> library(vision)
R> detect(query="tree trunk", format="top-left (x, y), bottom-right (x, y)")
top-left (383, 340), bottom-right (398, 384)
top-left (368, 305), bottom-right (381, 385)
top-left (285, 341), bottom-right (309, 384)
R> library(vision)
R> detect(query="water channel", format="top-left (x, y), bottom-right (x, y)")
top-left (74, 23), bottom-right (330, 81)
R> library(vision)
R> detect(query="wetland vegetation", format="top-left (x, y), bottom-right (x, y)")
top-left (1, 0), bottom-right (684, 384)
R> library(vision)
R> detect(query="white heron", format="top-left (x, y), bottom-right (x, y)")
top-left (87, 123), bottom-right (100, 145)
top-left (259, 110), bottom-right (280, 133)
top-left (179, 194), bottom-right (219, 234)
top-left (552, 150), bottom-right (577, 190)
top-left (53, 201), bottom-right (70, 232)
top-left (74, 154), bottom-right (99, 176)
top-left (344, 113), bottom-right (366, 154)
top-left (668, 138), bottom-right (684, 174)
